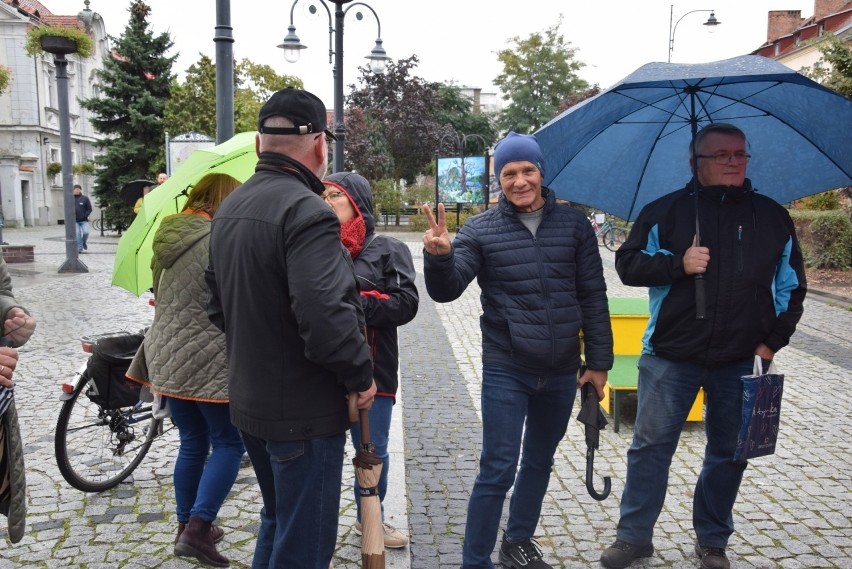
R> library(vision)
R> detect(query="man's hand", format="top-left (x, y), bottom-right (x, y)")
top-left (578, 368), bottom-right (608, 401)
top-left (754, 343), bottom-right (775, 361)
top-left (4, 308), bottom-right (36, 347)
top-left (355, 379), bottom-right (377, 411)
top-left (0, 346), bottom-right (19, 388)
top-left (422, 203), bottom-right (452, 256)
top-left (683, 234), bottom-right (710, 275)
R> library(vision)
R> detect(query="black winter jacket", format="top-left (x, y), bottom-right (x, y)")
top-left (206, 153), bottom-right (373, 441)
top-left (424, 188), bottom-right (613, 375)
top-left (74, 193), bottom-right (92, 222)
top-left (323, 172), bottom-right (419, 400)
top-left (615, 179), bottom-right (806, 367)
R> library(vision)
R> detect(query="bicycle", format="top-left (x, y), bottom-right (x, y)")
top-left (589, 213), bottom-right (629, 252)
top-left (54, 330), bottom-right (173, 492)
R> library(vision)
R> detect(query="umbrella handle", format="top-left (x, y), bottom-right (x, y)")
top-left (348, 392), bottom-right (359, 423)
top-left (695, 275), bottom-right (706, 320)
top-left (586, 448), bottom-right (611, 501)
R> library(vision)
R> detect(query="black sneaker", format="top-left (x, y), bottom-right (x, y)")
top-left (498, 535), bottom-right (553, 569)
top-left (600, 539), bottom-right (654, 569)
top-left (694, 543), bottom-right (730, 569)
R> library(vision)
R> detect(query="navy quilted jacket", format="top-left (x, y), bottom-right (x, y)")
top-left (425, 188), bottom-right (613, 375)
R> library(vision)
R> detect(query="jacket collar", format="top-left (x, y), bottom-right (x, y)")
top-left (255, 152), bottom-right (326, 196)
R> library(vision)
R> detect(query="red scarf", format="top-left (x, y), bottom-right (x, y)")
top-left (340, 215), bottom-right (366, 259)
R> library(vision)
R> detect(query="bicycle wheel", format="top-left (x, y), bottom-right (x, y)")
top-left (55, 371), bottom-right (161, 492)
top-left (603, 227), bottom-right (629, 252)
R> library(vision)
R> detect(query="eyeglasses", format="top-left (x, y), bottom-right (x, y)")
top-left (695, 151), bottom-right (751, 165)
top-left (322, 190), bottom-right (346, 202)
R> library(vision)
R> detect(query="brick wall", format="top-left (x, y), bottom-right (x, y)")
top-left (0, 246), bottom-right (35, 263)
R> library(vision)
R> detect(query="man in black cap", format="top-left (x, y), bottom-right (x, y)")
top-left (206, 88), bottom-right (376, 568)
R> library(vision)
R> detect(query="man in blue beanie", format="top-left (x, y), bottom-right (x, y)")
top-left (422, 131), bottom-right (613, 569)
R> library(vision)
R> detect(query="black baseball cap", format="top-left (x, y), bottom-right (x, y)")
top-left (257, 88), bottom-right (336, 139)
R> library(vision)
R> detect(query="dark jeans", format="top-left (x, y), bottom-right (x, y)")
top-left (462, 365), bottom-right (576, 569)
top-left (242, 430), bottom-right (345, 569)
top-left (168, 397), bottom-right (244, 523)
top-left (616, 354), bottom-right (752, 548)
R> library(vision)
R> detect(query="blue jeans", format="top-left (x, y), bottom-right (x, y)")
top-left (462, 365), bottom-right (577, 569)
top-left (616, 354), bottom-right (751, 549)
top-left (168, 397), bottom-right (244, 523)
top-left (350, 395), bottom-right (392, 522)
top-left (76, 221), bottom-right (89, 252)
top-left (242, 430), bottom-right (345, 569)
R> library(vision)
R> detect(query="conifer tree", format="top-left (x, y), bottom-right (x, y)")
top-left (81, 0), bottom-right (175, 230)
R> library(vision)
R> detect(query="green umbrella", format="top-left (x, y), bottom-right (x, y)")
top-left (112, 131), bottom-right (259, 296)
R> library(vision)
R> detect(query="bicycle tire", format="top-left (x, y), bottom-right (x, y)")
top-left (604, 227), bottom-right (629, 252)
top-left (54, 371), bottom-right (160, 492)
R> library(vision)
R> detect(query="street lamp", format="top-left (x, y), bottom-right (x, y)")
top-left (278, 0), bottom-right (390, 173)
top-left (40, 36), bottom-right (88, 273)
top-left (668, 4), bottom-right (721, 63)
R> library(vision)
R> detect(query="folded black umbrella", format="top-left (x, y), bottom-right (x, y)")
top-left (577, 381), bottom-right (611, 501)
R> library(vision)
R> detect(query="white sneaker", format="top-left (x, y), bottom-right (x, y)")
top-left (354, 520), bottom-right (410, 549)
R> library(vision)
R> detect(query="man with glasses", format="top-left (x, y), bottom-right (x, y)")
top-left (600, 123), bottom-right (807, 569)
top-left (206, 88), bottom-right (376, 568)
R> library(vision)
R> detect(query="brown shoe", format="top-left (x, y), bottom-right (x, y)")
top-left (174, 516), bottom-right (230, 567)
top-left (176, 521), bottom-right (225, 544)
top-left (695, 542), bottom-right (730, 569)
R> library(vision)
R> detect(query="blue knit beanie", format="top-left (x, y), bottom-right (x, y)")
top-left (493, 132), bottom-right (545, 178)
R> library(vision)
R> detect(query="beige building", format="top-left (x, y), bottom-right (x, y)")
top-left (751, 0), bottom-right (852, 73)
top-left (0, 0), bottom-right (109, 227)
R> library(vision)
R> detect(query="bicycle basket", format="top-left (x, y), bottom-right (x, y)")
top-left (86, 333), bottom-right (144, 410)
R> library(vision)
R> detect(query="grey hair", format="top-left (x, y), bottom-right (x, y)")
top-left (689, 123), bottom-right (747, 156)
top-left (258, 116), bottom-right (316, 154)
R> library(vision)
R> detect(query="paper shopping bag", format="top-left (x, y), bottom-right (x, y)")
top-left (734, 356), bottom-right (784, 462)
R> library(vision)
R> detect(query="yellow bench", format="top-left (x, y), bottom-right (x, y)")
top-left (602, 298), bottom-right (704, 433)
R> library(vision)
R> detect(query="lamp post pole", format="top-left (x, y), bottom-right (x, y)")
top-left (668, 4), bottom-right (721, 63)
top-left (332, 2), bottom-right (345, 173)
top-left (214, 0), bottom-right (235, 144)
top-left (279, 0), bottom-right (390, 173)
top-left (40, 39), bottom-right (87, 273)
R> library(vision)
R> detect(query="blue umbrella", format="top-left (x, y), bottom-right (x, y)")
top-left (536, 55), bottom-right (852, 223)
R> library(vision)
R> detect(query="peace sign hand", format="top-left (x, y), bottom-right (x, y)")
top-left (421, 203), bottom-right (452, 256)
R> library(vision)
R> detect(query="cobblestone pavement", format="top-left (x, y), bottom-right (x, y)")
top-left (394, 232), bottom-right (852, 569)
top-left (1, 226), bottom-right (850, 568)
top-left (0, 226), bottom-right (410, 569)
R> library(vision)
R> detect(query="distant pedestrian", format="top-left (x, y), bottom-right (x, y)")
top-left (73, 184), bottom-right (91, 253)
top-left (128, 173), bottom-right (244, 567)
top-left (600, 123), bottom-right (807, 569)
top-left (206, 88), bottom-right (376, 569)
top-left (422, 132), bottom-right (613, 569)
top-left (157, 172), bottom-right (169, 185)
top-left (322, 172), bottom-right (419, 549)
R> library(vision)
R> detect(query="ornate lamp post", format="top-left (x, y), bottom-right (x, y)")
top-left (278, 0), bottom-right (390, 173)
top-left (40, 35), bottom-right (88, 273)
top-left (668, 4), bottom-right (721, 63)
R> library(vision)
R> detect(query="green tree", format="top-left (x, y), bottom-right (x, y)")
top-left (494, 17), bottom-right (588, 133)
top-left (801, 34), bottom-right (852, 99)
top-left (434, 84), bottom-right (498, 155)
top-left (164, 55), bottom-right (301, 139)
top-left (371, 178), bottom-right (404, 226)
top-left (347, 57), bottom-right (499, 183)
top-left (81, 0), bottom-right (175, 230)
top-left (234, 60), bottom-right (302, 132)
top-left (164, 54), bottom-right (217, 137)
top-left (347, 56), bottom-right (449, 183)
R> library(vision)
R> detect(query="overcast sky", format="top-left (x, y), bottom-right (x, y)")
top-left (46, 0), bottom-right (817, 107)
